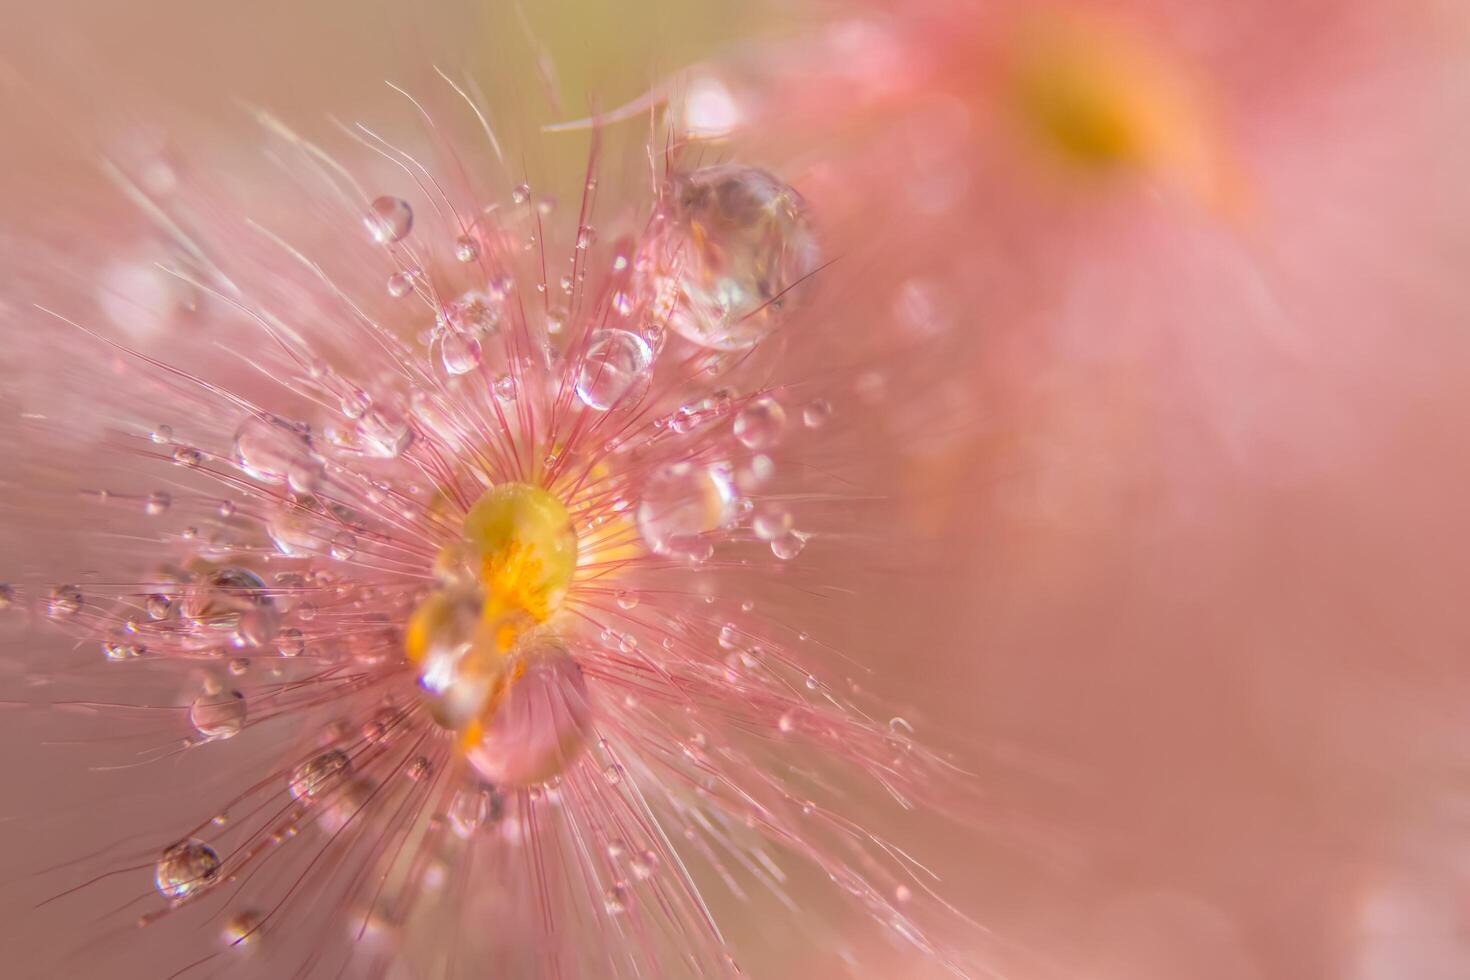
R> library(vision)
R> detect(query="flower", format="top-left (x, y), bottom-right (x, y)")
top-left (1, 28), bottom-right (981, 980)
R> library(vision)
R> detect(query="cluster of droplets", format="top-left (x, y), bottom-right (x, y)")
top-left (11, 140), bottom-right (977, 980)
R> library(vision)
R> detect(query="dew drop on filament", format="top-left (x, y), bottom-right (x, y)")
top-left (734, 396), bottom-right (786, 449)
top-left (189, 689), bottom-right (246, 740)
top-left (154, 839), bottom-right (221, 899)
top-left (576, 330), bottom-right (653, 411)
top-left (364, 196), bottom-right (413, 244)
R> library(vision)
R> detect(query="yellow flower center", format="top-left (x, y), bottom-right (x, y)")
top-left (405, 483), bottom-right (577, 736)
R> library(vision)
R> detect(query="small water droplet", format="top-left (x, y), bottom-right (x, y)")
top-left (190, 689), bottom-right (246, 740)
top-left (576, 330), bottom-right (653, 411)
top-left (151, 424), bottom-right (174, 444)
top-left (48, 585), bottom-right (82, 618)
top-left (448, 784), bottom-right (502, 838)
top-left (276, 627), bottom-right (305, 658)
top-left (454, 235), bottom-right (479, 262)
top-left (734, 396), bottom-right (786, 449)
top-left (358, 405), bottom-right (413, 458)
top-left (223, 910), bottom-right (262, 947)
top-left (615, 590), bottom-right (638, 610)
top-left (289, 749), bottom-right (351, 803)
top-left (771, 530), bottom-right (807, 560)
top-left (438, 331), bottom-right (481, 376)
top-left (386, 270), bottom-right (416, 298)
top-left (511, 183), bottom-right (531, 205)
top-left (364, 196), bottom-right (413, 244)
top-left (802, 399), bottom-right (832, 428)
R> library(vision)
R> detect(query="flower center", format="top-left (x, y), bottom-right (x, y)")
top-left (405, 483), bottom-right (578, 738)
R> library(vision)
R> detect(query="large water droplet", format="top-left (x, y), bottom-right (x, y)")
top-left (575, 330), bottom-right (653, 411)
top-left (233, 416), bottom-right (316, 486)
top-left (155, 839), bottom-right (221, 899)
top-left (636, 165), bottom-right (820, 350)
top-left (364, 196), bottom-right (413, 244)
top-left (635, 462), bottom-right (736, 555)
top-left (190, 690), bottom-right (246, 740)
top-left (180, 568), bottom-right (277, 648)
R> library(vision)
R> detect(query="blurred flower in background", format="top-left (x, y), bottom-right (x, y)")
top-left (3, 1), bottom-right (1470, 978)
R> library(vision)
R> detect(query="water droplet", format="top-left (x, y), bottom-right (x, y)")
top-left (358, 405), bottom-right (413, 458)
top-left (734, 396), bottom-right (786, 449)
top-left (718, 625), bottom-right (741, 651)
top-left (190, 690), bottom-right (246, 740)
top-left (511, 183), bottom-right (530, 205)
top-left (615, 590), bottom-right (639, 610)
top-left (155, 839), bottom-right (221, 899)
top-left (448, 784), bottom-right (502, 839)
top-left (329, 532), bottom-right (357, 561)
top-left (181, 568), bottom-right (278, 648)
top-left (364, 196), bottom-right (413, 244)
top-left (805, 674), bottom-right (820, 691)
top-left (173, 446), bottom-right (202, 466)
top-left (576, 225), bottom-right (597, 250)
top-left (340, 388), bottom-right (372, 420)
top-left (438, 331), bottom-right (482, 376)
top-left (636, 462), bottom-right (736, 555)
top-left (454, 235), bottom-right (479, 263)
top-left (603, 763), bottom-right (624, 785)
top-left (636, 165), bottom-right (820, 350)
top-left (289, 749), bottom-right (351, 803)
top-left (386, 270), bottom-right (416, 298)
top-left (277, 628), bottom-right (304, 657)
top-left (889, 716), bottom-right (915, 735)
top-left (406, 756), bottom-right (431, 781)
top-left (151, 424), bottom-right (173, 444)
top-left (233, 416), bottom-right (316, 486)
top-left (223, 910), bottom-right (262, 947)
top-left (103, 639), bottom-right (143, 660)
top-left (48, 585), bottom-right (82, 618)
top-left (778, 712), bottom-right (796, 733)
top-left (604, 884), bottom-right (628, 915)
top-left (576, 330), bottom-right (653, 411)
top-left (493, 374), bottom-right (518, 403)
top-left (752, 504), bottom-right (792, 541)
top-left (771, 530), bottom-right (807, 560)
top-left (802, 399), bottom-right (832, 428)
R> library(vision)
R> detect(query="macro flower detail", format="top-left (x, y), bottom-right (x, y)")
top-left (4, 67), bottom-right (972, 978)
